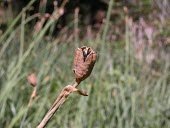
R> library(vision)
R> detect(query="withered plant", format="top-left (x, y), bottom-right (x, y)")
top-left (37, 46), bottom-right (97, 128)
top-left (27, 73), bottom-right (37, 107)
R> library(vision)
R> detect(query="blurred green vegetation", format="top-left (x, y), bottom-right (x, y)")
top-left (0, 0), bottom-right (170, 128)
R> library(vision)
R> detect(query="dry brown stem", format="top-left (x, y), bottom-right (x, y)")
top-left (28, 86), bottom-right (37, 107)
top-left (37, 82), bottom-right (87, 128)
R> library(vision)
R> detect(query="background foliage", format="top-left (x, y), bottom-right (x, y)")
top-left (0, 0), bottom-right (170, 128)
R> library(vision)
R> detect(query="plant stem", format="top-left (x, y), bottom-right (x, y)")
top-left (37, 82), bottom-right (87, 128)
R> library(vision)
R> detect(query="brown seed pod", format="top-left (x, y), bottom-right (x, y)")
top-left (27, 73), bottom-right (37, 87)
top-left (73, 46), bottom-right (97, 83)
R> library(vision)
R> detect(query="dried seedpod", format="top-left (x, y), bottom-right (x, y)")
top-left (73, 46), bottom-right (97, 83)
top-left (37, 46), bottom-right (97, 128)
top-left (27, 73), bottom-right (37, 87)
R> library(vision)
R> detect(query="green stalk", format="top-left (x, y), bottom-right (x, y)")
top-left (19, 11), bottom-right (25, 60)
top-left (102, 0), bottom-right (113, 42)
